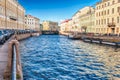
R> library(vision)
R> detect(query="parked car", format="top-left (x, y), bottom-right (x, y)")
top-left (3, 30), bottom-right (9, 40)
top-left (0, 30), bottom-right (6, 44)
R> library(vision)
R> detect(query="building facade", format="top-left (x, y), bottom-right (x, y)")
top-left (69, 6), bottom-right (95, 33)
top-left (42, 21), bottom-right (59, 31)
top-left (40, 23), bottom-right (43, 31)
top-left (72, 11), bottom-right (81, 32)
top-left (60, 19), bottom-right (72, 32)
top-left (79, 7), bottom-right (95, 33)
top-left (0, 0), bottom-right (25, 30)
top-left (95, 0), bottom-right (120, 34)
top-left (25, 15), bottom-right (40, 31)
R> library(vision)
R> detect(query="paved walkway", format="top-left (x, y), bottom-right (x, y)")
top-left (0, 40), bottom-right (10, 79)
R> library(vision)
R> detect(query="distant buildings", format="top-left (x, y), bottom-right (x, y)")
top-left (60, 19), bottom-right (72, 32)
top-left (0, 0), bottom-right (25, 30)
top-left (60, 7), bottom-right (95, 33)
top-left (42, 21), bottom-right (59, 31)
top-left (25, 15), bottom-right (40, 31)
top-left (60, 0), bottom-right (120, 35)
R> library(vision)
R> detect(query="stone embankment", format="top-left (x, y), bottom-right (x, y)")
top-left (61, 32), bottom-right (120, 47)
top-left (59, 31), bottom-right (69, 36)
top-left (16, 33), bottom-right (40, 41)
top-left (0, 32), bottom-right (41, 80)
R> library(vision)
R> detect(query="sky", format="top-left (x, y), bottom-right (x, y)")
top-left (19, 0), bottom-right (100, 22)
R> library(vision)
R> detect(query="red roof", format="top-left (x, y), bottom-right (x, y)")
top-left (61, 19), bottom-right (72, 24)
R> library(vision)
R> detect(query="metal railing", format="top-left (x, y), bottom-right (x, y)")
top-left (12, 44), bottom-right (17, 80)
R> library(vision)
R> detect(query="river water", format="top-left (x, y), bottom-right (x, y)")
top-left (20, 35), bottom-right (120, 80)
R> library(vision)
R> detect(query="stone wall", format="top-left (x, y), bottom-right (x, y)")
top-left (16, 33), bottom-right (31, 41)
top-left (4, 40), bottom-right (23, 80)
top-left (4, 32), bottom-right (41, 80)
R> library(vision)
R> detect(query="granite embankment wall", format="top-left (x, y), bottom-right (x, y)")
top-left (59, 31), bottom-right (69, 36)
top-left (4, 33), bottom-right (40, 80)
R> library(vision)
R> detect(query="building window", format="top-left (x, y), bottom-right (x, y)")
top-left (0, 6), bottom-right (3, 15)
top-left (107, 18), bottom-right (109, 23)
top-left (107, 9), bottom-right (109, 14)
top-left (97, 7), bottom-right (98, 10)
top-left (102, 5), bottom-right (104, 8)
top-left (101, 11), bottom-right (103, 16)
top-left (99, 12), bottom-right (100, 16)
top-left (99, 6), bottom-right (101, 9)
top-left (108, 2), bottom-right (110, 6)
top-left (118, 7), bottom-right (120, 13)
top-left (104, 10), bottom-right (106, 15)
top-left (105, 3), bottom-right (106, 7)
top-left (102, 19), bottom-right (103, 25)
top-left (104, 19), bottom-right (106, 24)
top-left (112, 8), bottom-right (114, 14)
top-left (96, 20), bottom-right (98, 25)
top-left (117, 17), bottom-right (119, 23)
top-left (112, 18), bottom-right (114, 22)
top-left (99, 20), bottom-right (100, 25)
top-left (96, 13), bottom-right (98, 16)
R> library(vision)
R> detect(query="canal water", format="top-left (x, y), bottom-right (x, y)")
top-left (20, 35), bottom-right (120, 80)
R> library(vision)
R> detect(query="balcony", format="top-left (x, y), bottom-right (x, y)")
top-left (9, 16), bottom-right (17, 21)
top-left (107, 22), bottom-right (116, 27)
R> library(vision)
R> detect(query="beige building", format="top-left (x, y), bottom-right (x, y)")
top-left (0, 0), bottom-right (25, 30)
top-left (72, 11), bottom-right (81, 32)
top-left (71, 6), bottom-right (95, 33)
top-left (25, 15), bottom-right (40, 31)
top-left (79, 7), bottom-right (95, 33)
top-left (42, 21), bottom-right (59, 31)
top-left (60, 19), bottom-right (72, 32)
top-left (95, 0), bottom-right (120, 34)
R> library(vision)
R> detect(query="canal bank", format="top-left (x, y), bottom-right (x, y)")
top-left (0, 32), bottom-right (40, 80)
top-left (60, 32), bottom-right (120, 48)
top-left (20, 35), bottom-right (120, 80)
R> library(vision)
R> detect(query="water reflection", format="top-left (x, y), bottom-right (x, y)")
top-left (20, 35), bottom-right (120, 80)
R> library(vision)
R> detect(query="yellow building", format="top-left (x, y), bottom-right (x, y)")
top-left (0, 0), bottom-right (25, 30)
top-left (95, 0), bottom-right (120, 35)
top-left (42, 21), bottom-right (59, 31)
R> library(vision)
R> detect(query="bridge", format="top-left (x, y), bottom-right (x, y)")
top-left (42, 31), bottom-right (59, 35)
